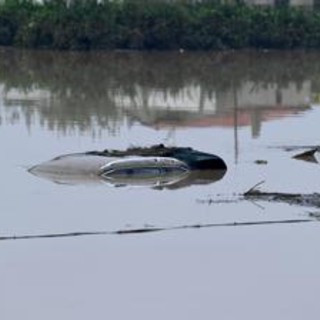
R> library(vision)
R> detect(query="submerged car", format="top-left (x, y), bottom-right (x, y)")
top-left (29, 145), bottom-right (227, 189)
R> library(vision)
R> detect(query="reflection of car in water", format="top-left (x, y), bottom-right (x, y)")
top-left (100, 156), bottom-right (190, 188)
top-left (28, 145), bottom-right (227, 189)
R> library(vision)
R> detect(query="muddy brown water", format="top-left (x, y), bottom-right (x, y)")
top-left (1, 48), bottom-right (320, 319)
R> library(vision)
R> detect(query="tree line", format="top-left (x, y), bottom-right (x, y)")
top-left (1, 0), bottom-right (320, 50)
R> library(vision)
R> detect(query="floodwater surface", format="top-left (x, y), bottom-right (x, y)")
top-left (1, 48), bottom-right (320, 320)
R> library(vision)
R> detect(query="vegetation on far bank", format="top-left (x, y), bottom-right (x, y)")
top-left (1, 0), bottom-right (320, 50)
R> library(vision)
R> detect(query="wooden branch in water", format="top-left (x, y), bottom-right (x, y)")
top-left (243, 182), bottom-right (320, 208)
top-left (199, 181), bottom-right (320, 209)
top-left (0, 219), bottom-right (312, 242)
top-left (244, 180), bottom-right (266, 195)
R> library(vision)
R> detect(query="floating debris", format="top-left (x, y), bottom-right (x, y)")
top-left (0, 218), bottom-right (312, 242)
top-left (244, 190), bottom-right (320, 208)
top-left (254, 160), bottom-right (268, 165)
top-left (199, 180), bottom-right (320, 209)
top-left (293, 148), bottom-right (320, 163)
top-left (243, 181), bottom-right (320, 208)
top-left (273, 145), bottom-right (320, 163)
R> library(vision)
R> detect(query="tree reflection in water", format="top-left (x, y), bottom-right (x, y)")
top-left (0, 49), bottom-right (318, 137)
